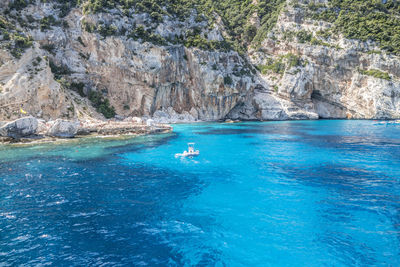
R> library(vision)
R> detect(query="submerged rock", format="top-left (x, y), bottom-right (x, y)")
top-left (48, 120), bottom-right (79, 138)
top-left (0, 117), bottom-right (38, 139)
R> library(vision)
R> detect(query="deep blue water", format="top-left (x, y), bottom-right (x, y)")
top-left (1, 120), bottom-right (400, 266)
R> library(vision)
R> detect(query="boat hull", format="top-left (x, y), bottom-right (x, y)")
top-left (175, 151), bottom-right (200, 158)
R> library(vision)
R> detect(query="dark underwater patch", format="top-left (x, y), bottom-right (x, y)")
top-left (273, 162), bottom-right (400, 216)
top-left (103, 132), bottom-right (177, 154)
top-left (281, 163), bottom-right (394, 191)
top-left (241, 135), bottom-right (255, 139)
top-left (315, 231), bottom-right (377, 266)
top-left (268, 160), bottom-right (399, 266)
top-left (291, 132), bottom-right (400, 162)
top-left (193, 124), bottom-right (308, 136)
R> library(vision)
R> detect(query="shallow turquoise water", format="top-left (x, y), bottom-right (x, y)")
top-left (1, 120), bottom-right (400, 266)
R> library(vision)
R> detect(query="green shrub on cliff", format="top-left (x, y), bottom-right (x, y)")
top-left (224, 76), bottom-right (233, 85)
top-left (49, 61), bottom-right (72, 79)
top-left (286, 54), bottom-right (302, 69)
top-left (358, 68), bottom-right (391, 80)
top-left (257, 53), bottom-right (305, 75)
top-left (13, 34), bottom-right (32, 48)
top-left (257, 59), bottom-right (285, 75)
top-left (81, 20), bottom-right (95, 33)
top-left (70, 82), bottom-right (86, 97)
top-left (97, 23), bottom-right (118, 37)
top-left (88, 90), bottom-right (116, 118)
top-left (40, 16), bottom-right (59, 31)
top-left (296, 30), bottom-right (312, 43)
top-left (8, 0), bottom-right (31, 11)
top-left (0, 16), bottom-right (13, 30)
top-left (294, 30), bottom-right (338, 48)
top-left (0, 15), bottom-right (33, 58)
top-left (128, 25), bottom-right (167, 45)
top-left (8, 33), bottom-right (33, 58)
top-left (184, 34), bottom-right (231, 51)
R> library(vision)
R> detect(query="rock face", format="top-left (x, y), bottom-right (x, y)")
top-left (0, 1), bottom-right (399, 122)
top-left (0, 45), bottom-right (67, 121)
top-left (48, 120), bottom-right (79, 138)
top-left (238, 3), bottom-right (400, 120)
top-left (55, 19), bottom-right (254, 121)
top-left (0, 117), bottom-right (38, 139)
top-left (152, 107), bottom-right (197, 123)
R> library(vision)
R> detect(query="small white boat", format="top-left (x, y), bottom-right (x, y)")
top-left (175, 143), bottom-right (200, 158)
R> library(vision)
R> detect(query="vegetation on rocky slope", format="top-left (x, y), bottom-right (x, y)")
top-left (307, 0), bottom-right (400, 55)
top-left (0, 15), bottom-right (32, 58)
top-left (4, 0), bottom-right (400, 56)
top-left (88, 90), bottom-right (116, 119)
top-left (257, 53), bottom-right (306, 75)
top-left (358, 68), bottom-right (391, 81)
top-left (194, 0), bottom-right (286, 50)
top-left (1, 0), bottom-right (399, 122)
top-left (78, 0), bottom-right (286, 53)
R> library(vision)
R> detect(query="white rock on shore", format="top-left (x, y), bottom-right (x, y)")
top-left (48, 119), bottom-right (79, 138)
top-left (0, 117), bottom-right (38, 139)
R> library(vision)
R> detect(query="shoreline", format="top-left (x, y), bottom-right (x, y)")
top-left (0, 117), bottom-right (173, 146)
top-left (1, 118), bottom-right (398, 146)
top-left (0, 128), bottom-right (172, 147)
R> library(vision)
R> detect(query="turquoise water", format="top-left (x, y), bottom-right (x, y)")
top-left (1, 120), bottom-right (400, 266)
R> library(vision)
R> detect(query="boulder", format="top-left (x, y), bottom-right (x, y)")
top-left (132, 117), bottom-right (142, 124)
top-left (48, 120), bottom-right (79, 138)
top-left (123, 116), bottom-right (142, 124)
top-left (114, 115), bottom-right (125, 121)
top-left (0, 117), bottom-right (38, 139)
top-left (146, 119), bottom-right (155, 126)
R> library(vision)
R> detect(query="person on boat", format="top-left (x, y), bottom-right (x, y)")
top-left (175, 143), bottom-right (199, 157)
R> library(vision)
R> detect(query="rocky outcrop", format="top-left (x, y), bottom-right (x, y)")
top-left (0, 45), bottom-right (67, 121)
top-left (0, 117), bottom-right (38, 139)
top-left (0, 116), bottom-right (172, 143)
top-left (237, 2), bottom-right (400, 120)
top-left (48, 119), bottom-right (79, 138)
top-left (76, 118), bottom-right (172, 136)
top-left (54, 13), bottom-right (254, 121)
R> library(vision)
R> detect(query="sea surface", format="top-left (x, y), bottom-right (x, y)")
top-left (1, 120), bottom-right (400, 266)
